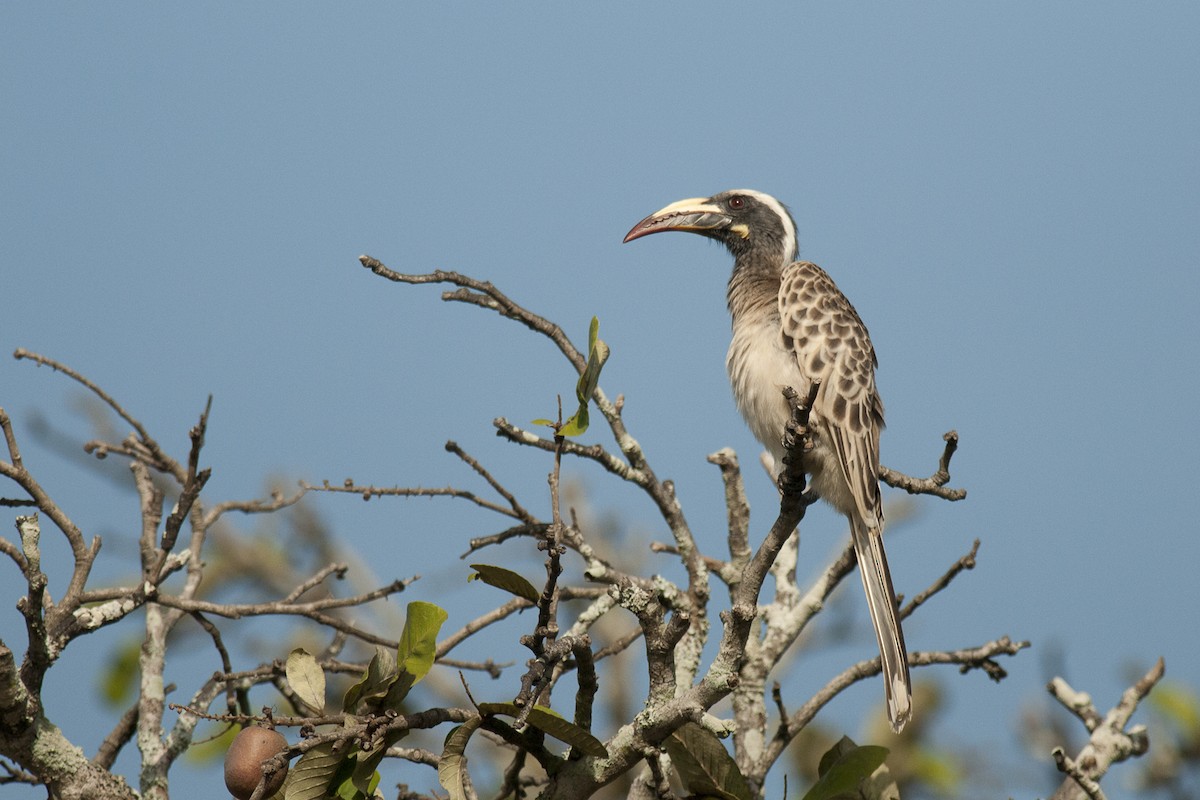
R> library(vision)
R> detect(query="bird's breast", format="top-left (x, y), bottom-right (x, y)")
top-left (726, 317), bottom-right (807, 467)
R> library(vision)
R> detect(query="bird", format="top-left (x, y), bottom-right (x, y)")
top-left (623, 189), bottom-right (911, 732)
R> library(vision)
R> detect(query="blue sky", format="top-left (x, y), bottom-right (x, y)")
top-left (2, 4), bottom-right (1198, 798)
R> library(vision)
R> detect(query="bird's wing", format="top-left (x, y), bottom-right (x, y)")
top-left (781, 261), bottom-right (910, 731)
top-left (778, 261), bottom-right (885, 528)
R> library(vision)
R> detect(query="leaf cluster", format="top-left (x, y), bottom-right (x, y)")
top-left (274, 601), bottom-right (448, 800)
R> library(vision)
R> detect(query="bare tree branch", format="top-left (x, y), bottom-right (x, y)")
top-left (358, 259), bottom-right (711, 629)
top-left (201, 485), bottom-right (308, 528)
top-left (0, 264), bottom-right (1118, 800)
top-left (880, 430), bottom-right (966, 501)
top-left (446, 439), bottom-right (537, 525)
top-left (1048, 657), bottom-right (1163, 800)
top-left (900, 538), bottom-right (980, 620)
top-left (764, 636), bottom-right (1030, 773)
top-left (708, 447), bottom-right (751, 574)
top-left (13, 349), bottom-right (178, 477)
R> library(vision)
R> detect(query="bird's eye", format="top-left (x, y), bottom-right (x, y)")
top-left (728, 196), bottom-right (745, 210)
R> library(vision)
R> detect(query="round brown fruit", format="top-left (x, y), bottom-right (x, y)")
top-left (224, 726), bottom-right (289, 799)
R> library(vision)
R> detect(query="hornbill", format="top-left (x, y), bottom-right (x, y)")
top-left (624, 189), bottom-right (911, 732)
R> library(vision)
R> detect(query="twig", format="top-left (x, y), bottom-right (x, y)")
top-left (570, 638), bottom-right (599, 738)
top-left (497, 749), bottom-right (530, 800)
top-left (281, 563), bottom-right (350, 603)
top-left (900, 538), bottom-right (980, 620)
top-left (303, 478), bottom-right (519, 519)
top-left (438, 597), bottom-right (532, 658)
top-left (0, 537), bottom-right (27, 572)
top-left (158, 401), bottom-right (212, 560)
top-left (438, 658), bottom-right (508, 679)
top-left (445, 440), bottom-right (537, 524)
top-left (152, 579), bottom-right (413, 649)
top-left (764, 636), bottom-right (1029, 771)
top-left (771, 682), bottom-right (788, 725)
top-left (879, 430), bottom-right (966, 501)
top-left (159, 577), bottom-right (412, 618)
top-left (493, 419), bottom-right (646, 485)
top-left (132, 459), bottom-right (165, 587)
top-left (387, 745), bottom-right (441, 768)
top-left (462, 522), bottom-right (550, 557)
top-left (15, 515), bottom-right (51, 698)
top-left (0, 757), bottom-right (40, 786)
top-left (513, 434), bottom-right (569, 717)
top-left (707, 448), bottom-right (751, 574)
top-left (0, 408), bottom-right (25, 470)
top-left (13, 349), bottom-right (179, 476)
top-left (1053, 749), bottom-right (1107, 800)
top-left (0, 498), bottom-right (37, 508)
top-left (93, 699), bottom-right (141, 771)
top-left (187, 611), bottom-right (242, 715)
top-left (202, 486), bottom-right (308, 528)
top-left (560, 515), bottom-right (626, 586)
top-left (1, 411), bottom-right (97, 607)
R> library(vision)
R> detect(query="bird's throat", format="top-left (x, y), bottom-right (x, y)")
top-left (726, 257), bottom-right (784, 324)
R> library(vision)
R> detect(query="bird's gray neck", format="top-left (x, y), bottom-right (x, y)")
top-left (726, 254), bottom-right (783, 324)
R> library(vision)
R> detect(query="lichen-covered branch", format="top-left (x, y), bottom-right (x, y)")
top-left (1048, 658), bottom-right (1164, 800)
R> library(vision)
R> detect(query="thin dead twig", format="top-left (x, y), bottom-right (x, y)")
top-left (880, 430), bottom-right (966, 501)
top-left (900, 538), bottom-right (980, 620)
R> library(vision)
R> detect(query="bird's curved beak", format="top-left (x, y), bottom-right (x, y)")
top-left (623, 197), bottom-right (731, 243)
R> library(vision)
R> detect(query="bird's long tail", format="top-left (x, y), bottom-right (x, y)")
top-left (851, 519), bottom-right (912, 732)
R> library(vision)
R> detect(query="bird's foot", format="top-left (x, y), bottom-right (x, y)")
top-left (777, 383), bottom-right (821, 501)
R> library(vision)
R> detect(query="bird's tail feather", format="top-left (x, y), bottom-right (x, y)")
top-left (852, 519), bottom-right (912, 732)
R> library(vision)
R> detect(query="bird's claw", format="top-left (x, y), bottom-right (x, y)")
top-left (781, 419), bottom-right (814, 455)
top-left (777, 383), bottom-right (821, 500)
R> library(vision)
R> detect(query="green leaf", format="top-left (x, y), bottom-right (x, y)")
top-left (477, 702), bottom-right (607, 757)
top-left (362, 769), bottom-right (381, 798)
top-left (350, 728), bottom-right (407, 795)
top-left (662, 722), bottom-right (752, 800)
top-left (381, 672), bottom-right (415, 711)
top-left (397, 601), bottom-right (448, 683)
top-left (330, 751), bottom-right (365, 800)
top-left (334, 766), bottom-right (373, 800)
top-left (333, 778), bottom-right (359, 800)
top-left (364, 770), bottom-right (381, 798)
top-left (554, 316), bottom-right (611, 438)
top-left (815, 735), bottom-right (857, 778)
top-left (439, 717), bottom-right (483, 800)
top-left (803, 737), bottom-right (889, 800)
top-left (379, 601), bottom-right (449, 710)
top-left (342, 646), bottom-right (397, 714)
top-left (283, 741), bottom-right (347, 800)
top-left (556, 405), bottom-right (590, 438)
top-left (469, 563), bottom-right (540, 603)
top-left (285, 648), bottom-right (326, 713)
top-left (575, 316), bottom-right (610, 405)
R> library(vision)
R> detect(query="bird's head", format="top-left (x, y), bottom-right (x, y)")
top-left (623, 189), bottom-right (798, 267)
